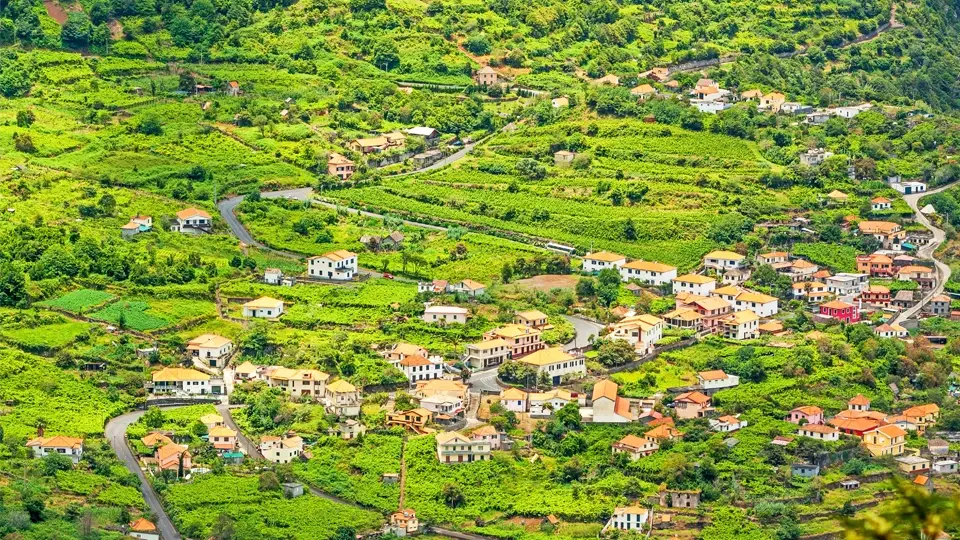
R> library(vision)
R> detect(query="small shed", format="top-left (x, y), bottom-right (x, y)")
top-left (223, 452), bottom-right (244, 465)
top-left (840, 479), bottom-right (861, 490)
top-left (382, 473), bottom-right (400, 484)
top-left (928, 438), bottom-right (950, 456)
top-left (791, 463), bottom-right (820, 478)
top-left (282, 482), bottom-right (304, 498)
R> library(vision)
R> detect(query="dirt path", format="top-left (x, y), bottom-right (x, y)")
top-left (42, 0), bottom-right (69, 24)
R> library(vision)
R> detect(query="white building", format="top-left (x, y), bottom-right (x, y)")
top-left (420, 394), bottom-right (464, 416)
top-left (709, 415), bottom-right (747, 432)
top-left (470, 425), bottom-right (502, 450)
top-left (603, 506), bottom-right (650, 533)
top-left (696, 370), bottom-right (739, 393)
top-left (464, 339), bottom-right (511, 369)
top-left (325, 380), bottom-right (362, 417)
top-left (826, 273), bottom-right (869, 296)
top-left (242, 297), bottom-right (284, 318)
top-left (799, 148), bottom-right (834, 167)
top-left (607, 314), bottom-right (665, 355)
top-left (672, 274), bottom-right (717, 296)
top-left (721, 310), bottom-right (759, 340)
top-left (517, 347), bottom-right (586, 385)
top-left (150, 367), bottom-right (211, 395)
top-left (422, 305), bottom-right (468, 324)
top-left (26, 435), bottom-right (84, 464)
top-left (397, 354), bottom-right (444, 383)
top-left (259, 435), bottom-right (303, 464)
top-left (127, 518), bottom-right (160, 540)
top-left (264, 268), bottom-right (283, 285)
top-left (528, 388), bottom-right (585, 415)
top-left (619, 260), bottom-right (677, 285)
top-left (171, 208), bottom-right (212, 233)
top-left (449, 279), bottom-right (487, 297)
top-left (436, 432), bottom-right (491, 464)
top-left (692, 99), bottom-right (732, 114)
top-left (266, 368), bottom-right (329, 400)
top-left (893, 181), bottom-right (927, 195)
top-left (499, 388), bottom-right (528, 413)
top-left (591, 380), bottom-right (633, 423)
top-left (797, 424), bottom-right (839, 442)
top-left (186, 334), bottom-right (234, 368)
top-left (934, 460), bottom-right (958, 475)
top-left (711, 286), bottom-right (779, 317)
top-left (583, 251), bottom-right (627, 274)
top-left (833, 103), bottom-right (872, 119)
top-left (307, 250), bottom-right (357, 281)
top-left (703, 250), bottom-right (746, 271)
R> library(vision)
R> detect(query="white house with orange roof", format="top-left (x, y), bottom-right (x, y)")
top-left (156, 443), bottom-right (191, 472)
top-left (208, 426), bottom-right (238, 454)
top-left (703, 250), bottom-right (745, 271)
top-left (450, 279), bottom-right (487, 297)
top-left (514, 309), bottom-right (552, 329)
top-left (150, 367), bottom-right (211, 395)
top-left (470, 425), bottom-right (503, 450)
top-left (436, 431), bottom-right (491, 463)
top-left (128, 518), bottom-right (160, 540)
top-left (325, 379), bottom-right (362, 417)
top-left (171, 207), bottom-right (212, 233)
top-left (186, 334), bottom-right (234, 368)
top-left (798, 424), bottom-right (838, 441)
top-left (711, 286), bottom-right (779, 317)
top-left (672, 274), bottom-right (716, 296)
top-left (875, 323), bottom-right (908, 339)
top-left (721, 310), bottom-right (759, 340)
top-left (848, 394), bottom-right (871, 411)
top-left (242, 297), bottom-right (284, 318)
top-left (121, 214), bottom-right (153, 238)
top-left (26, 434), bottom-right (84, 464)
top-left (389, 508), bottom-right (420, 536)
top-left (584, 251), bottom-right (627, 273)
top-left (709, 415), bottom-right (747, 432)
top-left (590, 380), bottom-right (634, 423)
top-left (697, 370), bottom-right (739, 394)
top-left (397, 354), bottom-right (444, 383)
top-left (607, 314), bottom-right (664, 355)
top-left (259, 434), bottom-right (304, 464)
top-left (619, 260), bottom-right (677, 285)
top-left (871, 197), bottom-right (892, 211)
top-left (499, 387), bottom-right (528, 413)
top-left (612, 434), bottom-right (658, 460)
top-left (387, 343), bottom-right (429, 366)
top-left (307, 250), bottom-right (357, 281)
top-left (528, 388), bottom-right (585, 415)
top-left (757, 251), bottom-right (788, 265)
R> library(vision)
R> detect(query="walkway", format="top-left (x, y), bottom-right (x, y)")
top-left (891, 181), bottom-right (956, 325)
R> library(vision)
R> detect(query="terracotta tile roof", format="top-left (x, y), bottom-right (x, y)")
top-left (27, 435), bottom-right (83, 449)
top-left (675, 391), bottom-right (710, 405)
top-left (152, 367), bottom-right (209, 382)
top-left (674, 273), bottom-right (715, 285)
top-left (176, 207), bottom-right (211, 220)
top-left (621, 260), bottom-right (676, 273)
top-left (129, 518), bottom-right (158, 532)
top-left (698, 370), bottom-right (728, 381)
top-left (704, 250), bottom-right (745, 261)
top-left (792, 406), bottom-right (822, 416)
top-left (849, 394), bottom-right (871, 406)
top-left (399, 354), bottom-right (433, 367)
top-left (585, 251), bottom-right (626, 262)
top-left (592, 379), bottom-right (619, 401)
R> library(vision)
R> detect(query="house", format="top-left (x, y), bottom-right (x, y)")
top-left (603, 506), bottom-right (650, 533)
top-left (327, 153), bottom-right (355, 180)
top-left (387, 343), bottom-right (429, 366)
top-left (893, 290), bottom-right (917, 310)
top-left (858, 221), bottom-right (905, 250)
top-left (551, 97), bottom-right (569, 108)
top-left (233, 361), bottom-right (260, 381)
top-left (186, 334), bottom-right (234, 368)
top-left (464, 339), bottom-right (511, 369)
top-left (259, 434), bottom-right (304, 464)
top-left (860, 285), bottom-right (891, 306)
top-left (474, 66), bottom-right (499, 86)
top-left (386, 408), bottom-right (433, 433)
top-left (518, 347), bottom-right (586, 385)
top-left (584, 251), bottom-right (627, 273)
top-left (415, 379), bottom-right (468, 403)
top-left (208, 426), bottom-right (237, 454)
top-left (863, 424), bottom-right (907, 457)
top-left (934, 460), bottom-right (958, 475)
top-left (379, 231), bottom-right (405, 250)
top-left (612, 434), bottom-right (658, 460)
top-left (663, 308), bottom-right (703, 331)
top-left (893, 181), bottom-right (928, 195)
top-left (928, 438), bottom-right (950, 456)
top-left (26, 435), bottom-right (83, 464)
top-left (759, 92), bottom-right (786, 112)
top-left (682, 296), bottom-right (731, 333)
top-left (840, 479), bottom-right (861, 490)
top-left (150, 367), bottom-right (211, 395)
top-left (904, 404), bottom-right (940, 434)
top-left (200, 414), bottom-right (223, 431)
top-left (328, 419), bottom-right (366, 440)
top-left (896, 455), bottom-right (931, 474)
top-left (872, 197), bottom-right (892, 211)
top-left (640, 67), bottom-right (669, 81)
top-left (619, 260), bottom-right (677, 285)
top-left (710, 415), bottom-right (747, 432)
top-left (242, 297), bottom-right (284, 318)
top-left (928, 295), bottom-right (951, 316)
top-left (422, 306), bottom-right (468, 324)
top-left (782, 102), bottom-right (813, 115)
top-left (757, 251), bottom-right (789, 266)
top-left (788, 406), bottom-right (824, 425)
top-left (554, 150), bottom-right (576, 166)
top-left (156, 443), bottom-right (191, 472)
top-left (646, 423), bottom-right (681, 441)
top-left (702, 250), bottom-right (745, 271)
top-left (798, 424), bottom-right (839, 442)
top-left (121, 214), bottom-right (152, 238)
top-left (874, 323), bottom-right (908, 339)
top-left (849, 394), bottom-right (871, 411)
top-left (448, 279), bottom-right (486, 297)
top-left (226, 80), bottom-right (240, 96)
top-left (659, 487), bottom-right (700, 509)
top-left (630, 84), bottom-right (656, 100)
top-left (826, 273), bottom-right (870, 295)
top-left (593, 74), bottom-right (620, 86)
top-left (171, 208), bottom-right (212, 233)
top-left (857, 254), bottom-right (894, 277)
top-left (389, 509), bottom-right (420, 537)
top-left (800, 148), bottom-right (834, 167)
top-left (721, 309), bottom-right (759, 340)
top-left (819, 300), bottom-right (860, 323)
top-left (325, 380), bottom-right (361, 417)
top-left (418, 279), bottom-right (449, 294)
top-left (398, 354), bottom-right (443, 383)
top-left (484, 324), bottom-right (543, 358)
top-left (405, 126), bottom-right (440, 141)
top-left (712, 287), bottom-right (778, 317)
top-left (500, 387), bottom-right (528, 413)
top-left (805, 110), bottom-right (833, 125)
top-left (792, 281), bottom-right (830, 303)
top-left (307, 250), bottom-right (357, 281)
top-left (412, 149), bottom-right (444, 168)
top-left (591, 379), bottom-right (634, 423)
top-left (741, 89), bottom-right (764, 100)
top-left (128, 518), bottom-right (160, 540)
top-left (436, 431), bottom-right (491, 463)
top-left (692, 99), bottom-right (732, 114)
top-left (830, 416), bottom-right (882, 437)
top-left (673, 391), bottom-right (711, 419)
top-left (898, 265), bottom-right (936, 289)
top-left (827, 190), bottom-right (850, 202)
top-left (697, 370), bottom-right (739, 394)
top-left (350, 137), bottom-right (390, 154)
top-left (529, 388), bottom-right (585, 415)
top-left (792, 463), bottom-right (821, 478)
top-left (514, 309), bottom-right (551, 329)
top-left (672, 274), bottom-right (716, 296)
top-left (607, 314), bottom-right (665, 355)
top-left (470, 425), bottom-right (503, 450)
top-left (264, 268), bottom-right (283, 285)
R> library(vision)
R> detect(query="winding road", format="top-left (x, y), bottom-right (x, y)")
top-left (891, 182), bottom-right (955, 325)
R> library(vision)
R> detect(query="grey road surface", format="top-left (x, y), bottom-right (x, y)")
top-left (563, 315), bottom-right (605, 351)
top-left (468, 368), bottom-right (502, 393)
top-left (891, 181), bottom-right (956, 325)
top-left (216, 402), bottom-right (260, 457)
top-left (105, 408), bottom-right (182, 540)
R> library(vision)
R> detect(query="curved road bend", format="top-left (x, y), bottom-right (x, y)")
top-left (892, 181), bottom-right (956, 325)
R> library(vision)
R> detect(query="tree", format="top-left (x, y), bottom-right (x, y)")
top-left (43, 452), bottom-right (74, 475)
top-left (594, 339), bottom-right (636, 367)
top-left (137, 116), bottom-right (163, 135)
top-left (332, 527), bottom-right (357, 540)
top-left (0, 64), bottom-right (32, 97)
top-left (89, 0), bottom-right (111, 24)
top-left (210, 513), bottom-right (236, 540)
top-left (575, 277), bottom-right (595, 298)
top-left (0, 263), bottom-right (27, 307)
top-left (515, 158), bottom-right (546, 180)
top-left (258, 471), bottom-right (280, 491)
top-left (61, 11), bottom-right (92, 47)
top-left (596, 268), bottom-right (620, 306)
top-left (16, 109), bottom-right (34, 127)
top-left (143, 406), bottom-right (165, 429)
top-left (465, 34), bottom-right (491, 55)
top-left (442, 483), bottom-right (464, 507)
top-left (13, 133), bottom-right (35, 153)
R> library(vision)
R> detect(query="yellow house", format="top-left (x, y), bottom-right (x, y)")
top-left (903, 404), bottom-right (940, 434)
top-left (862, 424), bottom-right (906, 457)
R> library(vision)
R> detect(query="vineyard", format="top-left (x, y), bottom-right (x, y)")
top-left (791, 243), bottom-right (859, 273)
top-left (38, 289), bottom-right (116, 313)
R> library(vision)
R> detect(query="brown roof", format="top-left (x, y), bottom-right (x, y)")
top-left (849, 394), bottom-right (871, 406)
top-left (800, 424), bottom-right (837, 435)
top-left (592, 379), bottom-right (619, 402)
top-left (675, 391), bottom-right (710, 405)
top-left (176, 207), bottom-right (211, 220)
top-left (399, 354), bottom-right (433, 367)
top-left (129, 518), bottom-right (158, 532)
top-left (698, 370), bottom-right (728, 381)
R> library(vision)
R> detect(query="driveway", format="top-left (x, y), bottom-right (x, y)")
top-left (891, 181), bottom-right (956, 325)
top-left (563, 315), bottom-right (605, 351)
top-left (105, 409), bottom-right (182, 540)
top-left (468, 368), bottom-right (502, 393)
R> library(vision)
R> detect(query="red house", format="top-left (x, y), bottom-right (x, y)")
top-left (819, 300), bottom-right (860, 323)
top-left (860, 285), bottom-right (890, 307)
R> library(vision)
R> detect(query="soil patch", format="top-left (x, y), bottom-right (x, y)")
top-left (511, 274), bottom-right (579, 293)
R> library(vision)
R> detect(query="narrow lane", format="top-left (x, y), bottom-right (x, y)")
top-left (563, 315), bottom-right (605, 351)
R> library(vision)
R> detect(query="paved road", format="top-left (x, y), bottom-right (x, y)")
top-left (563, 315), bottom-right (605, 351)
top-left (216, 193), bottom-right (302, 259)
top-left (105, 408), bottom-right (183, 540)
top-left (891, 181), bottom-right (956, 325)
top-left (216, 403), bottom-right (260, 457)
top-left (468, 368), bottom-right (501, 393)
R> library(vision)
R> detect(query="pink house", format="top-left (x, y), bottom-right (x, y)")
top-left (788, 406), bottom-right (824, 425)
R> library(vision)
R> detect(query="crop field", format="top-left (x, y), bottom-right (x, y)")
top-left (126, 404), bottom-right (219, 441)
top-left (164, 474), bottom-right (384, 539)
top-left (293, 434), bottom-right (403, 512)
top-left (88, 298), bottom-right (216, 331)
top-left (0, 319), bottom-right (94, 352)
top-left (38, 289), bottom-right (116, 312)
top-left (791, 242), bottom-right (859, 272)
